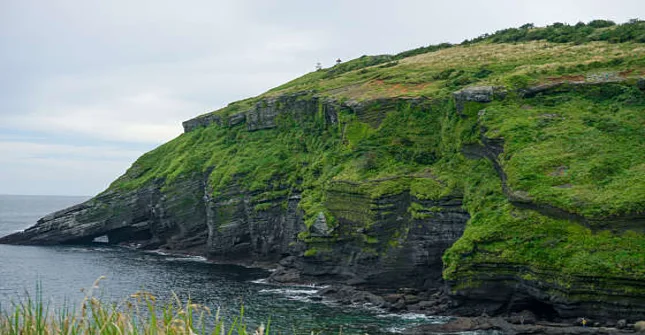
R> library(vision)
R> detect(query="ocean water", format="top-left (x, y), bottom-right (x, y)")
top-left (0, 194), bottom-right (457, 334)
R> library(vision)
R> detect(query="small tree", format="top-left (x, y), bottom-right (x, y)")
top-left (588, 19), bottom-right (616, 28)
top-left (315, 62), bottom-right (322, 71)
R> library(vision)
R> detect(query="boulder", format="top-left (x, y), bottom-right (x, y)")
top-left (404, 294), bottom-right (420, 304)
top-left (383, 293), bottom-right (404, 304)
top-left (616, 319), bottom-right (627, 329)
top-left (635, 321), bottom-right (645, 333)
top-left (309, 212), bottom-right (331, 236)
top-left (637, 78), bottom-right (645, 91)
top-left (317, 285), bottom-right (387, 308)
top-left (453, 86), bottom-right (501, 114)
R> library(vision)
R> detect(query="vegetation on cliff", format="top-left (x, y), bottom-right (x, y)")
top-left (108, 19), bottom-right (645, 308)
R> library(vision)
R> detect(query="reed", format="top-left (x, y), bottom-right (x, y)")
top-left (0, 277), bottom-right (267, 335)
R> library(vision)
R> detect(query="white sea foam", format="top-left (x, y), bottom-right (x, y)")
top-left (382, 326), bottom-right (406, 333)
top-left (148, 249), bottom-right (170, 256)
top-left (377, 312), bottom-right (450, 323)
top-left (292, 282), bottom-right (329, 289)
top-left (250, 278), bottom-right (270, 284)
top-left (257, 286), bottom-right (322, 302)
top-left (165, 255), bottom-right (208, 263)
top-left (90, 247), bottom-right (115, 253)
top-left (376, 314), bottom-right (455, 335)
top-left (249, 278), bottom-right (328, 290)
top-left (143, 249), bottom-right (209, 263)
top-left (398, 312), bottom-right (434, 321)
top-left (258, 288), bottom-right (318, 296)
top-left (67, 247), bottom-right (91, 252)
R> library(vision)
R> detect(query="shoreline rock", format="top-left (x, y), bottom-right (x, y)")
top-left (405, 316), bottom-right (639, 335)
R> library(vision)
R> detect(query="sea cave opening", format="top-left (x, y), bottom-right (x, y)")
top-left (512, 298), bottom-right (559, 320)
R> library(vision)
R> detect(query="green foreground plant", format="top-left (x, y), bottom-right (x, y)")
top-left (0, 278), bottom-right (266, 335)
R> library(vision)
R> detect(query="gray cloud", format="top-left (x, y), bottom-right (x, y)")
top-left (1, 0), bottom-right (643, 195)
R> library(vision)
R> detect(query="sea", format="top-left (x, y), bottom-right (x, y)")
top-left (0, 194), bottom-right (490, 334)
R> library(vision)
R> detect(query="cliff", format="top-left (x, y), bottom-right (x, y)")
top-left (2, 20), bottom-right (645, 322)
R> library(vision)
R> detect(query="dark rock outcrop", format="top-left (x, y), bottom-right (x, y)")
top-left (318, 285), bottom-right (389, 308)
top-left (448, 262), bottom-right (645, 322)
top-left (270, 180), bottom-right (469, 293)
top-left (182, 92), bottom-right (430, 133)
top-left (205, 182), bottom-right (305, 263)
top-left (453, 85), bottom-right (506, 114)
top-left (182, 91), bottom-right (339, 133)
top-left (182, 113), bottom-right (224, 133)
top-left (638, 78), bottom-right (645, 91)
top-left (0, 176), bottom-right (209, 252)
top-left (0, 177), bottom-right (305, 265)
top-left (405, 316), bottom-right (637, 335)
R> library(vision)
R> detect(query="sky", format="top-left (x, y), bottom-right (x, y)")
top-left (0, 0), bottom-right (643, 196)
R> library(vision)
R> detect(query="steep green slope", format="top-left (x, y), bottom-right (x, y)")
top-left (6, 20), bottom-right (645, 320)
top-left (114, 22), bottom-right (645, 222)
top-left (118, 22), bottom-right (644, 266)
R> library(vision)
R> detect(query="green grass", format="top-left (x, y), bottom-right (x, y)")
top-left (442, 158), bottom-right (645, 282)
top-left (482, 84), bottom-right (645, 217)
top-left (436, 81), bottom-right (645, 293)
top-left (0, 278), bottom-right (264, 335)
top-left (264, 20), bottom-right (645, 97)
top-left (257, 31), bottom-right (644, 102)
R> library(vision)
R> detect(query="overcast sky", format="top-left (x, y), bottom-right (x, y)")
top-left (0, 0), bottom-right (643, 196)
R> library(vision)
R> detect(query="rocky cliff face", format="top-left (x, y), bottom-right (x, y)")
top-left (270, 181), bottom-right (469, 291)
top-left (2, 67), bottom-right (645, 323)
top-left (0, 93), bottom-right (462, 276)
top-left (182, 92), bottom-right (339, 133)
top-left (0, 175), bottom-right (209, 251)
top-left (204, 181), bottom-right (306, 263)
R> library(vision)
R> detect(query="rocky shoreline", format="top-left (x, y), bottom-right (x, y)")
top-left (405, 316), bottom-right (642, 335)
top-left (312, 284), bottom-right (645, 334)
top-left (132, 245), bottom-right (643, 334)
top-left (267, 264), bottom-right (645, 334)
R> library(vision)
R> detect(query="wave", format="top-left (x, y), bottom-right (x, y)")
top-left (250, 278), bottom-right (270, 284)
top-left (377, 311), bottom-right (452, 323)
top-left (141, 249), bottom-right (209, 263)
top-left (382, 326), bottom-right (406, 333)
top-left (259, 288), bottom-right (318, 296)
top-left (293, 282), bottom-right (329, 289)
top-left (257, 286), bottom-right (322, 303)
top-left (381, 326), bottom-right (490, 335)
top-left (146, 249), bottom-right (170, 256)
top-left (164, 255), bottom-right (208, 263)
